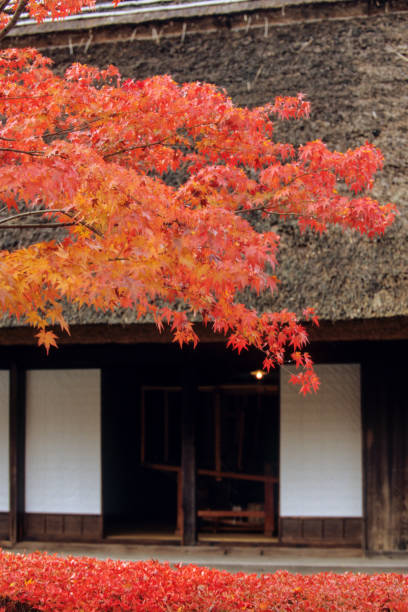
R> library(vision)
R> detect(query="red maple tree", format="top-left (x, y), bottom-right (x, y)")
top-left (0, 4), bottom-right (397, 393)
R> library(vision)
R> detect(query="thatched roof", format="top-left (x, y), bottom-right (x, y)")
top-left (2, 1), bottom-right (407, 330)
top-left (9, 0), bottom-right (351, 37)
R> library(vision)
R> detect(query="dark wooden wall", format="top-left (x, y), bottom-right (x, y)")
top-left (363, 358), bottom-right (408, 552)
top-left (280, 517), bottom-right (362, 547)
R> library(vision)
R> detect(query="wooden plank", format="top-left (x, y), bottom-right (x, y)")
top-left (199, 469), bottom-right (277, 483)
top-left (9, 364), bottom-right (25, 545)
top-left (181, 363), bottom-right (197, 546)
top-left (144, 462), bottom-right (179, 473)
top-left (23, 513), bottom-right (102, 541)
top-left (280, 517), bottom-right (363, 546)
top-left (144, 463), bottom-right (277, 482)
top-left (198, 510), bottom-right (264, 518)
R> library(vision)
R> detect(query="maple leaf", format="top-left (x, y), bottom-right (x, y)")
top-left (35, 329), bottom-right (58, 354)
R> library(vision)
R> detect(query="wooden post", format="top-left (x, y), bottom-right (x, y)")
top-left (214, 391), bottom-right (222, 480)
top-left (176, 468), bottom-right (183, 537)
top-left (363, 359), bottom-right (408, 552)
top-left (164, 391), bottom-right (169, 463)
top-left (264, 461), bottom-right (274, 537)
top-left (9, 364), bottom-right (25, 545)
top-left (181, 361), bottom-right (197, 546)
top-left (140, 388), bottom-right (145, 464)
top-left (237, 397), bottom-right (246, 471)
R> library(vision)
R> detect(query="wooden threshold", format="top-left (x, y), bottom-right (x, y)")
top-left (199, 533), bottom-right (278, 545)
top-left (103, 530), bottom-right (279, 546)
top-left (105, 531), bottom-right (181, 544)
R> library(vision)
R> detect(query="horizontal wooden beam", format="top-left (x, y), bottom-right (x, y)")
top-left (199, 469), bottom-right (278, 483)
top-left (198, 510), bottom-right (264, 518)
top-left (144, 463), bottom-right (278, 483)
top-left (0, 316), bottom-right (406, 346)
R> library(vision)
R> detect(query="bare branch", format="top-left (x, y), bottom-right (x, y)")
top-left (0, 94), bottom-right (51, 100)
top-left (103, 120), bottom-right (219, 159)
top-left (103, 137), bottom-right (172, 159)
top-left (0, 0), bottom-right (27, 41)
top-left (0, 146), bottom-right (43, 157)
top-left (0, 208), bottom-right (103, 237)
top-left (0, 209), bottom-right (69, 225)
top-left (59, 210), bottom-right (104, 238)
top-left (0, 222), bottom-right (76, 229)
top-left (44, 116), bottom-right (112, 141)
top-left (236, 201), bottom-right (319, 220)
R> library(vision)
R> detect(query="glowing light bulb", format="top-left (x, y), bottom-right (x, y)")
top-left (251, 369), bottom-right (265, 380)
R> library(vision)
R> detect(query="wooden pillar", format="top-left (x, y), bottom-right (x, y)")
top-left (181, 362), bottom-right (197, 546)
top-left (264, 463), bottom-right (274, 537)
top-left (363, 359), bottom-right (408, 552)
top-left (9, 364), bottom-right (25, 545)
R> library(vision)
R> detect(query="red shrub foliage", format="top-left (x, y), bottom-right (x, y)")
top-left (0, 550), bottom-right (407, 611)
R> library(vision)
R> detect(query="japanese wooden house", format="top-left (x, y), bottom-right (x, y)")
top-left (0, 0), bottom-right (407, 553)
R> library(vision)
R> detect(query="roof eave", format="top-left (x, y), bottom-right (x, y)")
top-left (6, 0), bottom-right (348, 37)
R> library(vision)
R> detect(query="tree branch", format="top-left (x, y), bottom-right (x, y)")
top-left (0, 222), bottom-right (76, 229)
top-left (0, 0), bottom-right (27, 41)
top-left (103, 120), bottom-right (219, 159)
top-left (63, 210), bottom-right (104, 238)
top-left (236, 202), bottom-right (319, 219)
top-left (0, 94), bottom-right (51, 100)
top-left (0, 209), bottom-right (69, 225)
top-left (103, 137), bottom-right (172, 159)
top-left (0, 146), bottom-right (43, 156)
top-left (0, 209), bottom-right (104, 237)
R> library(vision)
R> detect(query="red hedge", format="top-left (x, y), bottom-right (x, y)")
top-left (0, 549), bottom-right (407, 611)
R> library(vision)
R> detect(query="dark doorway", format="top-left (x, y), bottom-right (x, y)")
top-left (102, 370), bottom-right (181, 541)
top-left (102, 365), bottom-right (279, 543)
top-left (196, 386), bottom-right (279, 542)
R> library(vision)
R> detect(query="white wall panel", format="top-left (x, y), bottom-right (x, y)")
top-left (25, 369), bottom-right (101, 514)
top-left (280, 364), bottom-right (362, 517)
top-left (0, 371), bottom-right (9, 512)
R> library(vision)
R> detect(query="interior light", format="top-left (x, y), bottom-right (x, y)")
top-left (251, 369), bottom-right (265, 380)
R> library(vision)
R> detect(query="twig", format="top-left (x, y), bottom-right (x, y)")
top-left (103, 137), bottom-right (172, 159)
top-left (0, 208), bottom-right (103, 237)
top-left (0, 209), bottom-right (69, 225)
top-left (0, 222), bottom-right (76, 229)
top-left (103, 120), bottom-right (219, 159)
top-left (0, 94), bottom-right (51, 100)
top-left (0, 146), bottom-right (43, 156)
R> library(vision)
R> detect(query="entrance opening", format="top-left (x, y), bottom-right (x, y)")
top-left (102, 368), bottom-right (279, 543)
top-left (102, 371), bottom-right (181, 542)
top-left (196, 386), bottom-right (279, 542)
